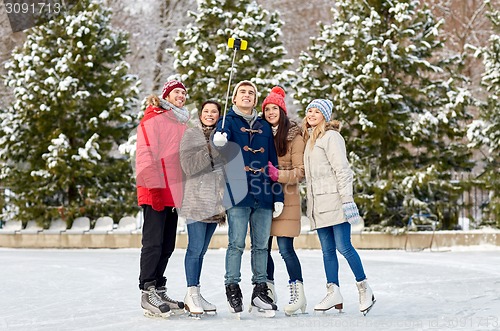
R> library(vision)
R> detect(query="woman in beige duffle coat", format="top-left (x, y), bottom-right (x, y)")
top-left (262, 86), bottom-right (307, 316)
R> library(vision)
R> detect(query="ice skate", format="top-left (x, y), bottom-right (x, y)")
top-left (284, 280), bottom-right (307, 316)
top-left (184, 286), bottom-right (204, 318)
top-left (226, 283), bottom-right (243, 318)
top-left (266, 280), bottom-right (277, 304)
top-left (156, 285), bottom-right (185, 315)
top-left (314, 283), bottom-right (343, 314)
top-left (356, 279), bottom-right (376, 316)
top-left (248, 282), bottom-right (277, 318)
top-left (141, 281), bottom-right (171, 319)
top-left (198, 285), bottom-right (217, 315)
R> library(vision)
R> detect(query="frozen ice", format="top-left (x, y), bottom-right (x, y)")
top-left (0, 246), bottom-right (499, 330)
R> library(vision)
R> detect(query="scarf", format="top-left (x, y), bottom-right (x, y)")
top-left (272, 124), bottom-right (279, 136)
top-left (233, 105), bottom-right (257, 128)
top-left (159, 98), bottom-right (190, 123)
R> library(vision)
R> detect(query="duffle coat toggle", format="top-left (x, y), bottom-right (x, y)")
top-left (243, 146), bottom-right (265, 153)
top-left (240, 127), bottom-right (263, 134)
top-left (244, 166), bottom-right (265, 174)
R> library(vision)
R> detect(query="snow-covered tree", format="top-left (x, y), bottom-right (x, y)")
top-left (0, 0), bottom-right (140, 226)
top-left (467, 2), bottom-right (500, 227)
top-left (294, 0), bottom-right (475, 229)
top-left (168, 0), bottom-right (295, 108)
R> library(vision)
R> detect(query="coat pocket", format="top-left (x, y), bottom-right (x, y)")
top-left (312, 178), bottom-right (338, 195)
top-left (315, 192), bottom-right (342, 213)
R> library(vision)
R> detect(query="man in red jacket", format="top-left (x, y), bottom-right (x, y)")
top-left (135, 80), bottom-right (190, 318)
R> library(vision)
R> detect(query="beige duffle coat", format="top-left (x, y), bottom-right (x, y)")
top-left (303, 125), bottom-right (354, 230)
top-left (270, 124), bottom-right (305, 237)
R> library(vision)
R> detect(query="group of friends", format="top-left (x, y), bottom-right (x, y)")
top-left (134, 79), bottom-right (376, 318)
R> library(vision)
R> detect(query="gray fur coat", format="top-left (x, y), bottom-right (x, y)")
top-left (179, 124), bottom-right (226, 223)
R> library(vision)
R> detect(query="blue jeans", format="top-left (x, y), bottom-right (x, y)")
top-left (184, 220), bottom-right (217, 287)
top-left (267, 236), bottom-right (303, 283)
top-left (316, 222), bottom-right (366, 286)
top-left (225, 206), bottom-right (272, 285)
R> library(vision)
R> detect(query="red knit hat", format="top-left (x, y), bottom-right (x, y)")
top-left (161, 80), bottom-right (186, 99)
top-left (262, 86), bottom-right (287, 114)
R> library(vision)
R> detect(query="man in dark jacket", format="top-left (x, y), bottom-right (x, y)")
top-left (213, 80), bottom-right (284, 315)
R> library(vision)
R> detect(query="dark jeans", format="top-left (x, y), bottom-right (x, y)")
top-left (184, 220), bottom-right (217, 286)
top-left (267, 236), bottom-right (303, 283)
top-left (139, 205), bottom-right (178, 290)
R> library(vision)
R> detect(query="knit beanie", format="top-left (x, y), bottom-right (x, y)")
top-left (161, 80), bottom-right (187, 99)
top-left (262, 86), bottom-right (287, 114)
top-left (306, 99), bottom-right (333, 122)
top-left (232, 80), bottom-right (258, 107)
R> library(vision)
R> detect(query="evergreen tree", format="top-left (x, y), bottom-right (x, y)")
top-left (467, 2), bottom-right (500, 227)
top-left (293, 0), bottom-right (474, 228)
top-left (168, 0), bottom-right (295, 108)
top-left (0, 0), bottom-right (140, 226)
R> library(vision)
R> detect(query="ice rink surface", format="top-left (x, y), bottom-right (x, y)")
top-left (1, 246), bottom-right (499, 331)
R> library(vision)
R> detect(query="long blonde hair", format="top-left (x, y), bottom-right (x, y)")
top-left (302, 118), bottom-right (341, 149)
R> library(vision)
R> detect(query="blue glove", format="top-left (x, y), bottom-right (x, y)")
top-left (343, 201), bottom-right (362, 225)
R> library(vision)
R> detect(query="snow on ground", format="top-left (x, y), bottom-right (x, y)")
top-left (1, 246), bottom-right (499, 331)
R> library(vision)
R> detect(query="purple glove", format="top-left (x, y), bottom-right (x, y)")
top-left (268, 161), bottom-right (279, 182)
top-left (149, 188), bottom-right (164, 212)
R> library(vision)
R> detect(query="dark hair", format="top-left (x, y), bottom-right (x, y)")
top-left (199, 100), bottom-right (222, 116)
top-left (273, 108), bottom-right (291, 157)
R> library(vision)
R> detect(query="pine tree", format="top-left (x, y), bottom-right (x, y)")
top-left (1, 0), bottom-right (140, 226)
top-left (293, 0), bottom-right (474, 228)
top-left (168, 0), bottom-right (295, 108)
top-left (467, 2), bottom-right (500, 227)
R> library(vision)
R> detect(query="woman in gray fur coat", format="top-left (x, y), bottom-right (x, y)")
top-left (179, 100), bottom-right (225, 316)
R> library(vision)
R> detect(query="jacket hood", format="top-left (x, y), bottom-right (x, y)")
top-left (287, 121), bottom-right (302, 141)
top-left (325, 120), bottom-right (341, 133)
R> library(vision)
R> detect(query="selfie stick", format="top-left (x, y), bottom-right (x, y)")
top-left (221, 37), bottom-right (248, 129)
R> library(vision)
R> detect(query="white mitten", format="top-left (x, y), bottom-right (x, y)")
top-left (213, 132), bottom-right (228, 147)
top-left (343, 201), bottom-right (362, 225)
top-left (273, 202), bottom-right (284, 218)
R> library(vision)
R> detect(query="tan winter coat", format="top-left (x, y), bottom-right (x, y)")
top-left (303, 125), bottom-right (354, 230)
top-left (271, 124), bottom-right (305, 237)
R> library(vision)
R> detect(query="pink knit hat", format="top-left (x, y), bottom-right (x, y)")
top-left (261, 86), bottom-right (287, 114)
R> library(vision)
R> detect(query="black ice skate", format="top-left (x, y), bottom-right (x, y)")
top-left (141, 281), bottom-right (171, 318)
top-left (225, 283), bottom-right (244, 316)
top-left (249, 282), bottom-right (277, 318)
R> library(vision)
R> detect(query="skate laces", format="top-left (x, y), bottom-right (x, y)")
top-left (145, 289), bottom-right (164, 307)
top-left (199, 293), bottom-right (213, 307)
top-left (157, 287), bottom-right (178, 304)
top-left (358, 283), bottom-right (367, 303)
top-left (288, 283), bottom-right (297, 304)
top-left (319, 286), bottom-right (335, 305)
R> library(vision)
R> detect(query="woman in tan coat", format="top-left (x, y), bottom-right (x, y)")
top-left (303, 99), bottom-right (375, 316)
top-left (262, 86), bottom-right (307, 316)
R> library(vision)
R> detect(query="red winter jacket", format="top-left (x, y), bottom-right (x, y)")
top-left (135, 105), bottom-right (187, 208)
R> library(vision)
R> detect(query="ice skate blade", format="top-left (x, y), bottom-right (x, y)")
top-left (314, 308), bottom-right (343, 315)
top-left (143, 309), bottom-right (172, 319)
top-left (187, 312), bottom-right (203, 320)
top-left (170, 308), bottom-right (186, 316)
top-left (249, 305), bottom-right (276, 318)
top-left (203, 310), bottom-right (217, 316)
top-left (361, 299), bottom-right (376, 316)
top-left (285, 310), bottom-right (308, 317)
